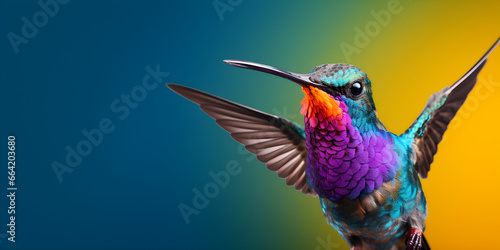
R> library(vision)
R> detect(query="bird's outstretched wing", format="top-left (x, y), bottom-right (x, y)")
top-left (403, 37), bottom-right (499, 178)
top-left (168, 84), bottom-right (316, 196)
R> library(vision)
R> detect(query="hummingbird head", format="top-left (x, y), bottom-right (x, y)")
top-left (223, 60), bottom-right (382, 134)
top-left (305, 63), bottom-right (377, 130)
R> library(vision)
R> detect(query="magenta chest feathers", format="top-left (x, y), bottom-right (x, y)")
top-left (303, 103), bottom-right (400, 200)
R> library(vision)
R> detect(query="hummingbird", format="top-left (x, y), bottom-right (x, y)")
top-left (168, 38), bottom-right (499, 250)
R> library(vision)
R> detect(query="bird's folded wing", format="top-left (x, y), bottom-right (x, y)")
top-left (168, 84), bottom-right (317, 196)
top-left (403, 37), bottom-right (499, 178)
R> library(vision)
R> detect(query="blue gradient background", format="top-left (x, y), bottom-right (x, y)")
top-left (1, 1), bottom-right (500, 249)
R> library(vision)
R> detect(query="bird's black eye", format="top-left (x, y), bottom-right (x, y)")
top-left (349, 81), bottom-right (363, 98)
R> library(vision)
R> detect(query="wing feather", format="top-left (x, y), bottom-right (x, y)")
top-left (276, 153), bottom-right (303, 177)
top-left (168, 84), bottom-right (316, 196)
top-left (403, 37), bottom-right (499, 178)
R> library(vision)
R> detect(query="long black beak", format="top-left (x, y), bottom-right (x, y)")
top-left (223, 60), bottom-right (323, 88)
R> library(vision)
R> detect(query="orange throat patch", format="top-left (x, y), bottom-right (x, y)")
top-left (300, 86), bottom-right (343, 122)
